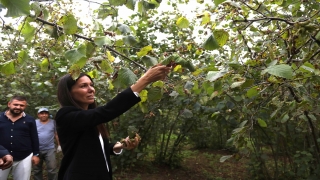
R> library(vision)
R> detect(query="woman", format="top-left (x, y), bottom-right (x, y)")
top-left (55, 65), bottom-right (171, 180)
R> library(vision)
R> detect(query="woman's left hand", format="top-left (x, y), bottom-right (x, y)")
top-left (113, 142), bottom-right (123, 153)
top-left (121, 135), bottom-right (140, 150)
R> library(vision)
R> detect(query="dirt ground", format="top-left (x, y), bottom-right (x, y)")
top-left (25, 149), bottom-right (248, 180)
top-left (113, 149), bottom-right (249, 180)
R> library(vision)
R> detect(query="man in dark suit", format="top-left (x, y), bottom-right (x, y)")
top-left (0, 95), bottom-right (40, 180)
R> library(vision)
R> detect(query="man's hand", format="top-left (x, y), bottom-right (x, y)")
top-left (32, 156), bottom-right (40, 165)
top-left (57, 145), bottom-right (62, 153)
top-left (0, 155), bottom-right (13, 170)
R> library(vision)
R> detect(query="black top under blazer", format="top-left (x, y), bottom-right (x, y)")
top-left (55, 88), bottom-right (141, 180)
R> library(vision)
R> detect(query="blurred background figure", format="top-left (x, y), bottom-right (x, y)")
top-left (33, 108), bottom-right (60, 180)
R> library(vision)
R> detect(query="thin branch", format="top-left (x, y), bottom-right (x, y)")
top-left (240, 1), bottom-right (267, 18)
top-left (287, 86), bottom-right (301, 103)
top-left (308, 49), bottom-right (320, 61)
top-left (304, 111), bottom-right (320, 163)
top-left (0, 16), bottom-right (5, 28)
top-left (237, 29), bottom-right (253, 60)
top-left (233, 17), bottom-right (295, 25)
top-left (310, 10), bottom-right (320, 19)
top-left (33, 23), bottom-right (44, 45)
top-left (84, 0), bottom-right (104, 5)
top-left (35, 17), bottom-right (147, 71)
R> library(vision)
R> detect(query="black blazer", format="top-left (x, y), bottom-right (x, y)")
top-left (56, 88), bottom-right (141, 180)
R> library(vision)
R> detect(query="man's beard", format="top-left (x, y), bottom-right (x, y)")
top-left (9, 109), bottom-right (23, 116)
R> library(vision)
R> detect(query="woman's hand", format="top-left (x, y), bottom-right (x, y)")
top-left (120, 133), bottom-right (141, 150)
top-left (113, 134), bottom-right (140, 152)
top-left (142, 64), bottom-right (172, 83)
top-left (131, 65), bottom-right (171, 93)
top-left (113, 142), bottom-right (123, 153)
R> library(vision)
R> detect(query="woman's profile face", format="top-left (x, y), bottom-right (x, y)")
top-left (71, 75), bottom-right (95, 110)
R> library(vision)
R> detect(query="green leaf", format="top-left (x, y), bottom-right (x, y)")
top-left (94, 36), bottom-right (112, 47)
top-left (137, 45), bottom-right (153, 57)
top-left (201, 11), bottom-right (210, 25)
top-left (1, 61), bottom-right (15, 75)
top-left (44, 25), bottom-right (60, 39)
top-left (176, 17), bottom-right (189, 28)
top-left (211, 111), bottom-right (220, 118)
top-left (148, 87), bottom-right (162, 102)
top-left (152, 81), bottom-right (164, 88)
top-left (214, 0), bottom-right (226, 6)
top-left (59, 14), bottom-right (78, 35)
top-left (97, 6), bottom-right (117, 19)
top-left (126, 0), bottom-right (136, 10)
top-left (270, 109), bottom-right (278, 118)
top-left (247, 86), bottom-right (258, 98)
top-left (139, 90), bottom-right (148, 102)
top-left (230, 79), bottom-right (246, 89)
top-left (261, 64), bottom-right (293, 79)
top-left (69, 64), bottom-right (81, 79)
top-left (185, 61), bottom-right (196, 72)
top-left (86, 42), bottom-right (95, 57)
top-left (75, 57), bottom-right (87, 68)
top-left (239, 120), bottom-right (248, 128)
top-left (117, 24), bottom-right (131, 34)
top-left (241, 79), bottom-right (254, 89)
top-left (142, 1), bottom-right (156, 11)
top-left (274, 0), bottom-right (284, 5)
top-left (87, 69), bottom-right (98, 79)
top-left (30, 2), bottom-right (42, 17)
top-left (65, 48), bottom-right (86, 63)
top-left (100, 60), bottom-right (114, 74)
top-left (1, 0), bottom-right (30, 17)
top-left (141, 55), bottom-right (158, 67)
top-left (149, 0), bottom-right (161, 7)
top-left (181, 108), bottom-right (193, 118)
top-left (109, 0), bottom-right (126, 6)
top-left (40, 58), bottom-right (49, 72)
top-left (107, 51), bottom-right (115, 63)
top-left (300, 62), bottom-right (315, 73)
top-left (113, 68), bottom-right (138, 88)
top-left (20, 21), bottom-right (36, 42)
top-left (44, 81), bottom-right (53, 87)
top-left (137, 1), bottom-right (146, 16)
top-left (213, 30), bottom-right (229, 47)
top-left (281, 114), bottom-right (289, 123)
top-left (257, 118), bottom-right (267, 127)
top-left (220, 155), bottom-right (232, 162)
top-left (17, 50), bottom-right (29, 64)
top-left (315, 31), bottom-right (320, 40)
top-left (123, 35), bottom-right (138, 46)
top-left (138, 102), bottom-right (148, 113)
top-left (206, 69), bottom-right (228, 82)
top-left (203, 34), bottom-right (220, 50)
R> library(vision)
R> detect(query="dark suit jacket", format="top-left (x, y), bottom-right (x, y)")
top-left (0, 145), bottom-right (9, 157)
top-left (56, 88), bottom-right (141, 180)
